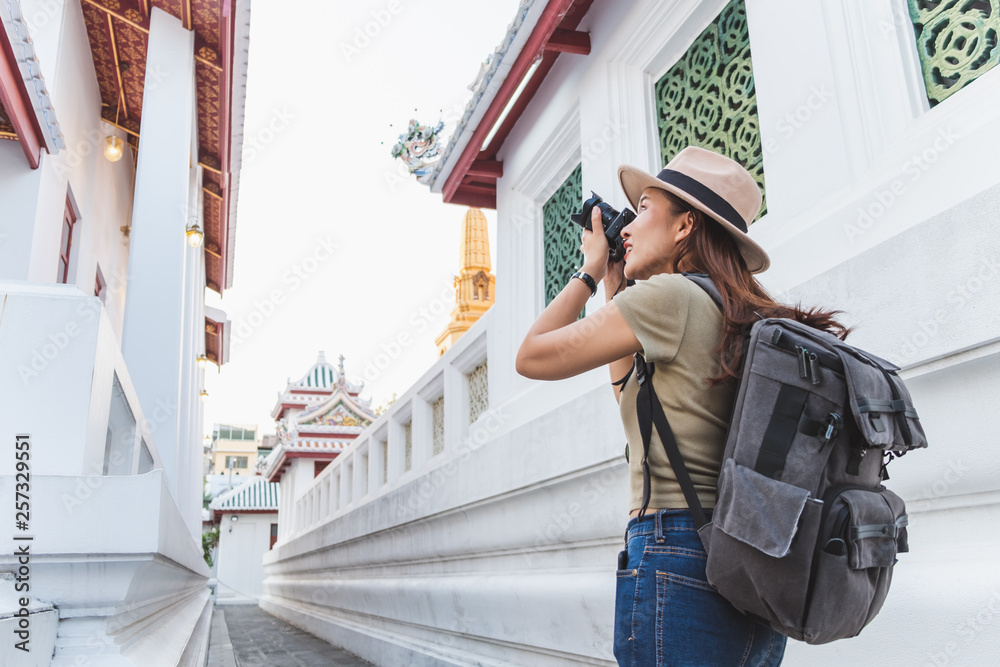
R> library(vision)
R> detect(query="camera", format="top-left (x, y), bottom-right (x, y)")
top-left (570, 192), bottom-right (635, 262)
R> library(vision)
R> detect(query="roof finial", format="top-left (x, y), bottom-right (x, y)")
top-left (338, 354), bottom-right (346, 386)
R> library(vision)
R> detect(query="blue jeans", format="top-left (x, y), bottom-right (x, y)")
top-left (614, 510), bottom-right (786, 666)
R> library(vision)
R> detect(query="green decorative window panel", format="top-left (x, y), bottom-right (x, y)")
top-left (908, 0), bottom-right (999, 106)
top-left (542, 163), bottom-right (584, 307)
top-left (654, 0), bottom-right (766, 217)
top-left (468, 361), bottom-right (489, 424)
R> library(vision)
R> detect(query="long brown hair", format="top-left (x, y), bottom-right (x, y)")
top-left (664, 191), bottom-right (850, 385)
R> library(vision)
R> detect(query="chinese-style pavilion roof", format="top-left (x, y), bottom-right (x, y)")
top-left (271, 351), bottom-right (368, 419)
top-left (266, 352), bottom-right (376, 483)
top-left (79, 0), bottom-right (249, 295)
top-left (210, 474), bottom-right (279, 519)
top-left (296, 388), bottom-right (376, 432)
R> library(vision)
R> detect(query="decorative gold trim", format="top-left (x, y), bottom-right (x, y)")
top-left (186, 0), bottom-right (192, 30)
top-left (199, 160), bottom-right (222, 175)
top-left (0, 132), bottom-right (19, 141)
top-left (202, 185), bottom-right (223, 200)
top-left (195, 55), bottom-right (223, 72)
top-left (102, 116), bottom-right (139, 138)
top-left (107, 13), bottom-right (129, 120)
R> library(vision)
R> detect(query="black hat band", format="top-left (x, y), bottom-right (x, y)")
top-left (656, 168), bottom-right (748, 233)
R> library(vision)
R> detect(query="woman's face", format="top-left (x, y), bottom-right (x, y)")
top-left (621, 188), bottom-right (692, 280)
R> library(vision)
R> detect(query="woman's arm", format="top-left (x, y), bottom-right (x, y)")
top-left (516, 208), bottom-right (641, 383)
top-left (602, 268), bottom-right (636, 403)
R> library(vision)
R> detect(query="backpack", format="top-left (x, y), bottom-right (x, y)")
top-left (629, 273), bottom-right (927, 644)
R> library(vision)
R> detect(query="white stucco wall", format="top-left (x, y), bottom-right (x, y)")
top-left (216, 512), bottom-right (278, 601)
top-left (0, 0), bottom-right (134, 335)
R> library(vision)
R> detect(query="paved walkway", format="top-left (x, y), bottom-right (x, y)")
top-left (208, 603), bottom-right (371, 667)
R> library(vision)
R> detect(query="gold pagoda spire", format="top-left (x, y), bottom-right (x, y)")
top-left (436, 208), bottom-right (496, 355)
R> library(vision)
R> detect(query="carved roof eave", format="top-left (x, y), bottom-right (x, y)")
top-left (0, 0), bottom-right (66, 156)
top-left (264, 440), bottom-right (351, 482)
top-left (293, 424), bottom-right (366, 436)
top-left (296, 386), bottom-right (377, 426)
top-left (224, 0), bottom-right (251, 290)
top-left (425, 0), bottom-right (538, 192)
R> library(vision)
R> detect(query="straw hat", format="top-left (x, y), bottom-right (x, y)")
top-left (618, 146), bottom-right (769, 273)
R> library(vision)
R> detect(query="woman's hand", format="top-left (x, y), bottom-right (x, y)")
top-left (582, 207), bottom-right (626, 298)
top-left (580, 206), bottom-right (611, 282)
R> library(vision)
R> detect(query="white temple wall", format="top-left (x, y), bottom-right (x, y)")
top-left (0, 0), bottom-right (133, 332)
top-left (0, 285), bottom-right (211, 666)
top-left (216, 512), bottom-right (276, 602)
top-left (264, 0), bottom-right (999, 664)
top-left (0, 3), bottom-right (219, 664)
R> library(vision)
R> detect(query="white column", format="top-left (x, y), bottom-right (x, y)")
top-left (120, 8), bottom-right (196, 506)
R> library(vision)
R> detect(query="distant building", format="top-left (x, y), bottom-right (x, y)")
top-left (263, 352), bottom-right (376, 540)
top-left (210, 475), bottom-right (280, 604)
top-left (209, 423), bottom-right (259, 476)
top-left (436, 207), bottom-right (496, 355)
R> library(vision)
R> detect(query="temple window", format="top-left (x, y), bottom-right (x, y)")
top-left (542, 163), bottom-right (584, 307)
top-left (58, 195), bottom-right (77, 283)
top-left (654, 0), bottom-right (766, 216)
top-left (906, 0), bottom-right (999, 107)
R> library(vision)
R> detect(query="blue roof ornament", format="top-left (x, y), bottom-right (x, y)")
top-left (391, 119), bottom-right (446, 182)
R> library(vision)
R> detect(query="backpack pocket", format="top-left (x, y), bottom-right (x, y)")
top-left (835, 346), bottom-right (927, 453)
top-left (803, 486), bottom-right (908, 643)
top-left (712, 458), bottom-right (810, 558)
top-left (703, 459), bottom-right (824, 639)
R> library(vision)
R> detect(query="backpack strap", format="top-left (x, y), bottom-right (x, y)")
top-left (631, 273), bottom-right (720, 526)
top-left (634, 353), bottom-right (710, 529)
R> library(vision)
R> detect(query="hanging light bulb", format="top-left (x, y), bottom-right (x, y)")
top-left (104, 134), bottom-right (124, 162)
top-left (186, 223), bottom-right (204, 248)
top-left (197, 354), bottom-right (208, 370)
top-left (105, 101), bottom-right (125, 162)
top-left (200, 389), bottom-right (209, 401)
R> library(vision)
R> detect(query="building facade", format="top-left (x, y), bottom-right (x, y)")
top-left (209, 423), bottom-right (259, 475)
top-left (260, 0), bottom-right (997, 665)
top-left (0, 1), bottom-right (250, 664)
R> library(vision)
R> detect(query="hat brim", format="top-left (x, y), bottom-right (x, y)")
top-left (618, 165), bottom-right (770, 274)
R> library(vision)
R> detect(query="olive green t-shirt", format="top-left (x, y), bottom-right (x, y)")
top-left (613, 273), bottom-right (735, 511)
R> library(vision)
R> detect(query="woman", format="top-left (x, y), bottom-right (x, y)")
top-left (516, 147), bottom-right (848, 666)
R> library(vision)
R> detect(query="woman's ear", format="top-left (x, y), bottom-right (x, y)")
top-left (674, 211), bottom-right (696, 242)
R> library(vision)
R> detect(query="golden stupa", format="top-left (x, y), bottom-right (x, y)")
top-left (435, 208), bottom-right (496, 355)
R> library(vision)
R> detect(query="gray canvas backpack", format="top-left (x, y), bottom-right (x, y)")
top-left (629, 274), bottom-right (927, 644)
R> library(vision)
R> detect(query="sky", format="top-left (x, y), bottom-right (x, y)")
top-left (203, 0), bottom-right (522, 438)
